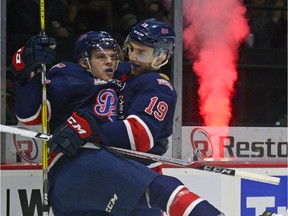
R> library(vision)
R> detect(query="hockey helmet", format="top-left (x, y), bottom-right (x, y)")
top-left (124, 18), bottom-right (176, 60)
top-left (74, 31), bottom-right (123, 61)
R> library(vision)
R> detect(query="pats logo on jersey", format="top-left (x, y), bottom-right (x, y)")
top-left (94, 89), bottom-right (118, 122)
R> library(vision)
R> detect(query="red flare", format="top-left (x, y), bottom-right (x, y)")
top-left (183, 0), bottom-right (249, 127)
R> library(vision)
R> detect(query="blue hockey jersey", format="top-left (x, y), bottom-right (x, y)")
top-left (15, 62), bottom-right (119, 131)
top-left (14, 62), bottom-right (177, 155)
top-left (100, 71), bottom-right (177, 155)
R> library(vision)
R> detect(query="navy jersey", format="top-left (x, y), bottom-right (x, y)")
top-left (100, 71), bottom-right (177, 155)
top-left (15, 62), bottom-right (118, 132)
top-left (15, 62), bottom-right (177, 156)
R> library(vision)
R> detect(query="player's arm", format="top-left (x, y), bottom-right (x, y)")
top-left (14, 73), bottom-right (44, 124)
top-left (48, 82), bottom-right (119, 156)
top-left (14, 67), bottom-right (65, 125)
top-left (101, 80), bottom-right (176, 153)
top-left (48, 76), bottom-right (176, 156)
top-left (15, 62), bottom-right (85, 126)
top-left (11, 35), bottom-right (56, 124)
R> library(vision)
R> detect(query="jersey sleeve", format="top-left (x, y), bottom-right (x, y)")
top-left (15, 73), bottom-right (44, 124)
top-left (14, 64), bottom-right (68, 125)
top-left (101, 73), bottom-right (177, 153)
top-left (15, 62), bottom-right (79, 126)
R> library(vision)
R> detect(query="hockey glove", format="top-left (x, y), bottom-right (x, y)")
top-left (10, 35), bottom-right (56, 82)
top-left (49, 112), bottom-right (101, 156)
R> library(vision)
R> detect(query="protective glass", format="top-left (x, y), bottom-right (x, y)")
top-left (94, 52), bottom-right (120, 62)
top-left (123, 39), bottom-right (156, 63)
top-left (88, 41), bottom-right (124, 63)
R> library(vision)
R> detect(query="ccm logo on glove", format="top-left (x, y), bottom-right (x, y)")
top-left (16, 49), bottom-right (23, 64)
top-left (14, 47), bottom-right (26, 70)
top-left (67, 112), bottom-right (92, 139)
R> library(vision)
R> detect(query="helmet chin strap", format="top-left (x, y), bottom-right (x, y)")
top-left (84, 57), bottom-right (92, 71)
top-left (84, 57), bottom-right (96, 76)
top-left (151, 51), bottom-right (168, 70)
top-left (151, 58), bottom-right (168, 70)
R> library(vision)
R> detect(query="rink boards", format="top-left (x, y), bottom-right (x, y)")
top-left (4, 125), bottom-right (287, 164)
top-left (1, 125), bottom-right (287, 215)
top-left (0, 164), bottom-right (287, 216)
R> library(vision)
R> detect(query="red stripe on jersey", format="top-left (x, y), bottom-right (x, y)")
top-left (22, 114), bottom-right (42, 125)
top-left (148, 162), bottom-right (163, 174)
top-left (17, 102), bottom-right (51, 126)
top-left (126, 117), bottom-right (152, 152)
top-left (169, 187), bottom-right (201, 216)
top-left (120, 74), bottom-right (129, 82)
top-left (16, 109), bottom-right (42, 125)
top-left (48, 151), bottom-right (59, 165)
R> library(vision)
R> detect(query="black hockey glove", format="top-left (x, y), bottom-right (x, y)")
top-left (49, 112), bottom-right (101, 156)
top-left (10, 35), bottom-right (56, 82)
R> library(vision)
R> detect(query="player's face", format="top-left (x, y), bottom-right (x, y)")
top-left (127, 41), bottom-right (161, 76)
top-left (89, 49), bottom-right (118, 80)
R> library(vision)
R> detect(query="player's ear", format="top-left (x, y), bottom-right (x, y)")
top-left (79, 58), bottom-right (89, 69)
top-left (160, 51), bottom-right (168, 62)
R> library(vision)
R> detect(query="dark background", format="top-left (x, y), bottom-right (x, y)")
top-left (5, 0), bottom-right (287, 127)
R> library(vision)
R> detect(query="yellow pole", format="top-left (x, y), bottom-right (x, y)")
top-left (40, 0), bottom-right (49, 215)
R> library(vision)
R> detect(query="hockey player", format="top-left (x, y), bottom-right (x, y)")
top-left (11, 29), bottom-right (165, 215)
top-left (11, 20), bottom-right (224, 215)
top-left (49, 18), bottom-right (177, 159)
top-left (11, 31), bottom-right (122, 132)
top-left (48, 19), bottom-right (224, 215)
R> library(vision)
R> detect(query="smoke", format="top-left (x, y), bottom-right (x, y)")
top-left (183, 0), bottom-right (249, 127)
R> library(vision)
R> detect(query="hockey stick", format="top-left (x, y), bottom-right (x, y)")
top-left (0, 124), bottom-right (280, 185)
top-left (39, 0), bottom-right (49, 215)
top-left (83, 145), bottom-right (281, 186)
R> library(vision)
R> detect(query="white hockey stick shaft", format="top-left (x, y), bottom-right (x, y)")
top-left (0, 124), bottom-right (280, 185)
top-left (0, 124), bottom-right (51, 140)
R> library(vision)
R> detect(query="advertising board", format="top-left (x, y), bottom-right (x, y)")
top-left (1, 166), bottom-right (287, 216)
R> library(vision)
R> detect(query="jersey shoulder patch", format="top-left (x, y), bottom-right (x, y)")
top-left (50, 62), bottom-right (67, 69)
top-left (159, 73), bottom-right (170, 80)
top-left (136, 72), bottom-right (175, 91)
top-left (157, 78), bottom-right (174, 91)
